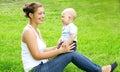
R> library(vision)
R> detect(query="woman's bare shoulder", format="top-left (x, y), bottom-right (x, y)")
top-left (22, 26), bottom-right (35, 42)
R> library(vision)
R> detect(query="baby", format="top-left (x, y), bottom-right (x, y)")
top-left (57, 8), bottom-right (78, 51)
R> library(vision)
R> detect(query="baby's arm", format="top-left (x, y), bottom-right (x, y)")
top-left (65, 24), bottom-right (78, 45)
top-left (63, 33), bottom-right (77, 46)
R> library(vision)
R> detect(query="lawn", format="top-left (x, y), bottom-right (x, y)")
top-left (0, 0), bottom-right (120, 72)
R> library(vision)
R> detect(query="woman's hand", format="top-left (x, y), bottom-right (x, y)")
top-left (59, 43), bottom-right (75, 53)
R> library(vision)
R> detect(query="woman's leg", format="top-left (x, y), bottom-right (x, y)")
top-left (71, 51), bottom-right (102, 72)
top-left (33, 51), bottom-right (102, 72)
top-left (33, 53), bottom-right (73, 72)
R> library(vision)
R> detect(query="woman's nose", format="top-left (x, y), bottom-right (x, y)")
top-left (42, 13), bottom-right (45, 18)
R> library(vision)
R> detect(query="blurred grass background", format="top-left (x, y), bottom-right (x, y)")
top-left (0, 0), bottom-right (120, 72)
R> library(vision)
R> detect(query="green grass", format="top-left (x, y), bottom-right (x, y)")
top-left (0, 0), bottom-right (120, 72)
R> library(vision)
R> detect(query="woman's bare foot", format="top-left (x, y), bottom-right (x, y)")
top-left (102, 65), bottom-right (111, 72)
top-left (102, 62), bottom-right (118, 72)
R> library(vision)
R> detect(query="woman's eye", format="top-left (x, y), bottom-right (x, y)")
top-left (38, 13), bottom-right (42, 15)
top-left (38, 12), bottom-right (45, 15)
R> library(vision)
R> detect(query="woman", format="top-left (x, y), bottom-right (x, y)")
top-left (21, 2), bottom-right (117, 72)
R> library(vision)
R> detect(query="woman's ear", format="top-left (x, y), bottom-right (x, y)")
top-left (29, 13), bottom-right (33, 19)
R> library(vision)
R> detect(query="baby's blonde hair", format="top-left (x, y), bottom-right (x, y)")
top-left (62, 8), bottom-right (76, 21)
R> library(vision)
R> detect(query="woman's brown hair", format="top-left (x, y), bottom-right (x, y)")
top-left (23, 2), bottom-right (43, 18)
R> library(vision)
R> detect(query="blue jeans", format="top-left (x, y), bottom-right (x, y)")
top-left (33, 51), bottom-right (102, 72)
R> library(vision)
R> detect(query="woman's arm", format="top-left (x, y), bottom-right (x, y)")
top-left (44, 46), bottom-right (57, 52)
top-left (22, 28), bottom-right (73, 60)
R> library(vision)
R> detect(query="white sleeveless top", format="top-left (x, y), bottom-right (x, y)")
top-left (21, 24), bottom-right (48, 72)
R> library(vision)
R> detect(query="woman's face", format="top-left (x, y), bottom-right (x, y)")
top-left (31, 7), bottom-right (45, 24)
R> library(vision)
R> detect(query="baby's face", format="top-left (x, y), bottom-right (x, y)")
top-left (61, 13), bottom-right (72, 25)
